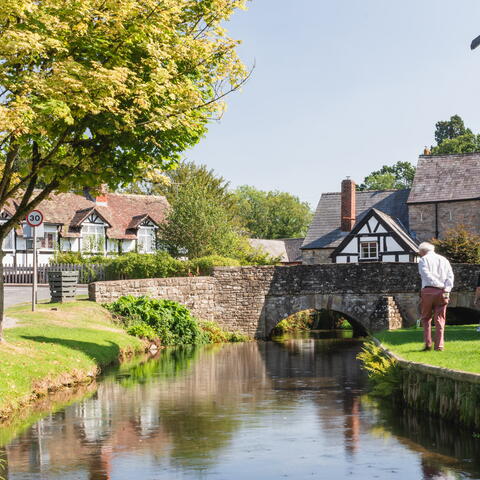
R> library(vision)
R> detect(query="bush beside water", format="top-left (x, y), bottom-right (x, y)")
top-left (105, 295), bottom-right (249, 346)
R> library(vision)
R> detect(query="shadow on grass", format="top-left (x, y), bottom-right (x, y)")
top-left (19, 335), bottom-right (122, 364)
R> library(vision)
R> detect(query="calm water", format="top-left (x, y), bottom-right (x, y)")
top-left (1, 332), bottom-right (480, 480)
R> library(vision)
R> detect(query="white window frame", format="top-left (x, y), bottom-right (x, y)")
top-left (137, 226), bottom-right (156, 253)
top-left (39, 226), bottom-right (58, 251)
top-left (1, 227), bottom-right (14, 251)
top-left (359, 241), bottom-right (378, 260)
top-left (81, 223), bottom-right (106, 253)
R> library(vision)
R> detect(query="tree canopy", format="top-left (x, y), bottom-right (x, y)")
top-left (0, 0), bottom-right (249, 339)
top-left (0, 0), bottom-right (248, 234)
top-left (357, 161), bottom-right (416, 191)
top-left (233, 186), bottom-right (312, 239)
top-left (430, 115), bottom-right (480, 155)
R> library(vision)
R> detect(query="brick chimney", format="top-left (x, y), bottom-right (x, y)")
top-left (341, 178), bottom-right (356, 232)
top-left (95, 184), bottom-right (108, 206)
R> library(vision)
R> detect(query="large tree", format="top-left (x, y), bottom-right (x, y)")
top-left (153, 162), bottom-right (243, 258)
top-left (0, 0), bottom-right (249, 340)
top-left (357, 161), bottom-right (416, 191)
top-left (233, 186), bottom-right (312, 239)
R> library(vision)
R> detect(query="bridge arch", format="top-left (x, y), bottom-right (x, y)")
top-left (263, 293), bottom-right (373, 339)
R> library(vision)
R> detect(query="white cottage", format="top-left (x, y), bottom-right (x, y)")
top-left (330, 208), bottom-right (419, 263)
top-left (0, 189), bottom-right (169, 266)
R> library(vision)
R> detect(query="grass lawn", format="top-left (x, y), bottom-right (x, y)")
top-left (0, 300), bottom-right (144, 418)
top-left (376, 324), bottom-right (480, 374)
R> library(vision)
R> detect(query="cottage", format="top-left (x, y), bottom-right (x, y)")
top-left (301, 179), bottom-right (417, 264)
top-left (0, 189), bottom-right (168, 266)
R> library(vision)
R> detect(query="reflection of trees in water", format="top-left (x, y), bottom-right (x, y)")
top-left (368, 401), bottom-right (480, 479)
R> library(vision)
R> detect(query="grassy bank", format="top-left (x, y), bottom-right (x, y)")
top-left (0, 301), bottom-right (144, 419)
top-left (375, 324), bottom-right (480, 374)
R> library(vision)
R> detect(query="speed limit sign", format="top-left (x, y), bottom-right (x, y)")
top-left (26, 210), bottom-right (44, 227)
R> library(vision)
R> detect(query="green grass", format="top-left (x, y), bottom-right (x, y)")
top-left (376, 324), bottom-right (480, 374)
top-left (0, 301), bottom-right (144, 418)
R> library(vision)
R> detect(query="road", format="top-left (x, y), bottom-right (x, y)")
top-left (4, 285), bottom-right (88, 308)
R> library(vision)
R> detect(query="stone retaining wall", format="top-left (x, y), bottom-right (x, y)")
top-left (375, 339), bottom-right (480, 430)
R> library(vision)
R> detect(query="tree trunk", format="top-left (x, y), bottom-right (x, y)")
top-left (0, 248), bottom-right (5, 343)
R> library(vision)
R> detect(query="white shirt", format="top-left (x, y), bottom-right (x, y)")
top-left (418, 251), bottom-right (454, 292)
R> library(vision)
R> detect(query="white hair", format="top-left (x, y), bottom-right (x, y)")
top-left (418, 242), bottom-right (435, 253)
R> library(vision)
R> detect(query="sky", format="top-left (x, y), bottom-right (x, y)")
top-left (186, 0), bottom-right (480, 208)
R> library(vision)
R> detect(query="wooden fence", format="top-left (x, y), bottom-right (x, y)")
top-left (3, 263), bottom-right (106, 285)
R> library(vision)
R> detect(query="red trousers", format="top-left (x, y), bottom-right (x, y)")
top-left (421, 287), bottom-right (448, 350)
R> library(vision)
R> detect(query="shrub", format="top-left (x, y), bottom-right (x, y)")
top-left (105, 296), bottom-right (207, 346)
top-left (51, 251), bottom-right (111, 265)
top-left (198, 321), bottom-right (250, 343)
top-left (104, 251), bottom-right (187, 280)
top-left (188, 255), bottom-right (241, 275)
top-left (357, 341), bottom-right (402, 398)
top-left (272, 310), bottom-right (314, 335)
top-left (126, 322), bottom-right (158, 340)
top-left (433, 227), bottom-right (480, 264)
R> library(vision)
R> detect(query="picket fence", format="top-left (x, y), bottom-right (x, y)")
top-left (3, 263), bottom-right (106, 285)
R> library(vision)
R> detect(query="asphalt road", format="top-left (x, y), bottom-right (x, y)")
top-left (4, 285), bottom-right (88, 308)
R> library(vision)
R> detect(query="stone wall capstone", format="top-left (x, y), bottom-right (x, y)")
top-left (89, 263), bottom-right (480, 338)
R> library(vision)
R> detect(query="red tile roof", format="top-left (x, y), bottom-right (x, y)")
top-left (5, 191), bottom-right (169, 240)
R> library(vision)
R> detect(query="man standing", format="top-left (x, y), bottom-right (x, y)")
top-left (418, 242), bottom-right (454, 351)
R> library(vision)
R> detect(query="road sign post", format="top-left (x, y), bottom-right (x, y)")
top-left (26, 210), bottom-right (44, 312)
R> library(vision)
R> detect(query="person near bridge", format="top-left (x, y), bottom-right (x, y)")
top-left (418, 242), bottom-right (454, 351)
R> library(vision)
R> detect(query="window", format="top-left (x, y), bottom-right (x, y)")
top-left (2, 229), bottom-right (14, 251)
top-left (82, 224), bottom-right (105, 252)
top-left (360, 241), bottom-right (378, 260)
top-left (137, 226), bottom-right (156, 253)
top-left (40, 231), bottom-right (57, 250)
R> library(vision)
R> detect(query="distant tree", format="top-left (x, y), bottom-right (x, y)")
top-left (434, 115), bottom-right (471, 145)
top-left (431, 133), bottom-right (480, 155)
top-left (433, 227), bottom-right (480, 264)
top-left (357, 161), bottom-right (416, 191)
top-left (233, 186), bottom-right (312, 239)
top-left (429, 115), bottom-right (480, 155)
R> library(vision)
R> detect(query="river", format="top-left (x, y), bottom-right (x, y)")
top-left (1, 331), bottom-right (479, 479)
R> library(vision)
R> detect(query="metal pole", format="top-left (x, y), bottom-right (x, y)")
top-left (32, 226), bottom-right (37, 312)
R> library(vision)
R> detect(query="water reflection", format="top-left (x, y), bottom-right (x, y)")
top-left (1, 333), bottom-right (479, 479)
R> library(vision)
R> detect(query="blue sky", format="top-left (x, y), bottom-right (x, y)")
top-left (186, 1), bottom-right (480, 208)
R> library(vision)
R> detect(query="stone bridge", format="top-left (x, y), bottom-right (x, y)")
top-left (89, 264), bottom-right (480, 338)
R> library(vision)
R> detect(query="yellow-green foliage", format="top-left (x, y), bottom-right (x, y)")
top-left (272, 310), bottom-right (314, 335)
top-left (357, 341), bottom-right (402, 398)
top-left (198, 321), bottom-right (250, 343)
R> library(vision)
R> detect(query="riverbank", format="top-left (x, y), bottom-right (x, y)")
top-left (376, 324), bottom-right (480, 374)
top-left (0, 301), bottom-right (145, 419)
top-left (367, 325), bottom-right (480, 430)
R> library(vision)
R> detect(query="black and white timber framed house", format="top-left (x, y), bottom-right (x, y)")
top-left (330, 208), bottom-right (419, 263)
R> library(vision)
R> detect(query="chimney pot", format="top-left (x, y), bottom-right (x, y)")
top-left (341, 178), bottom-right (356, 232)
top-left (95, 184), bottom-right (108, 206)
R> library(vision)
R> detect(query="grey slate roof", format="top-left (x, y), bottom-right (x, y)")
top-left (301, 189), bottom-right (410, 250)
top-left (408, 153), bottom-right (480, 204)
top-left (283, 238), bottom-right (304, 262)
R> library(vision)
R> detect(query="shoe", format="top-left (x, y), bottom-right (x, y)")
top-left (421, 346), bottom-right (432, 351)
top-left (434, 348), bottom-right (444, 351)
